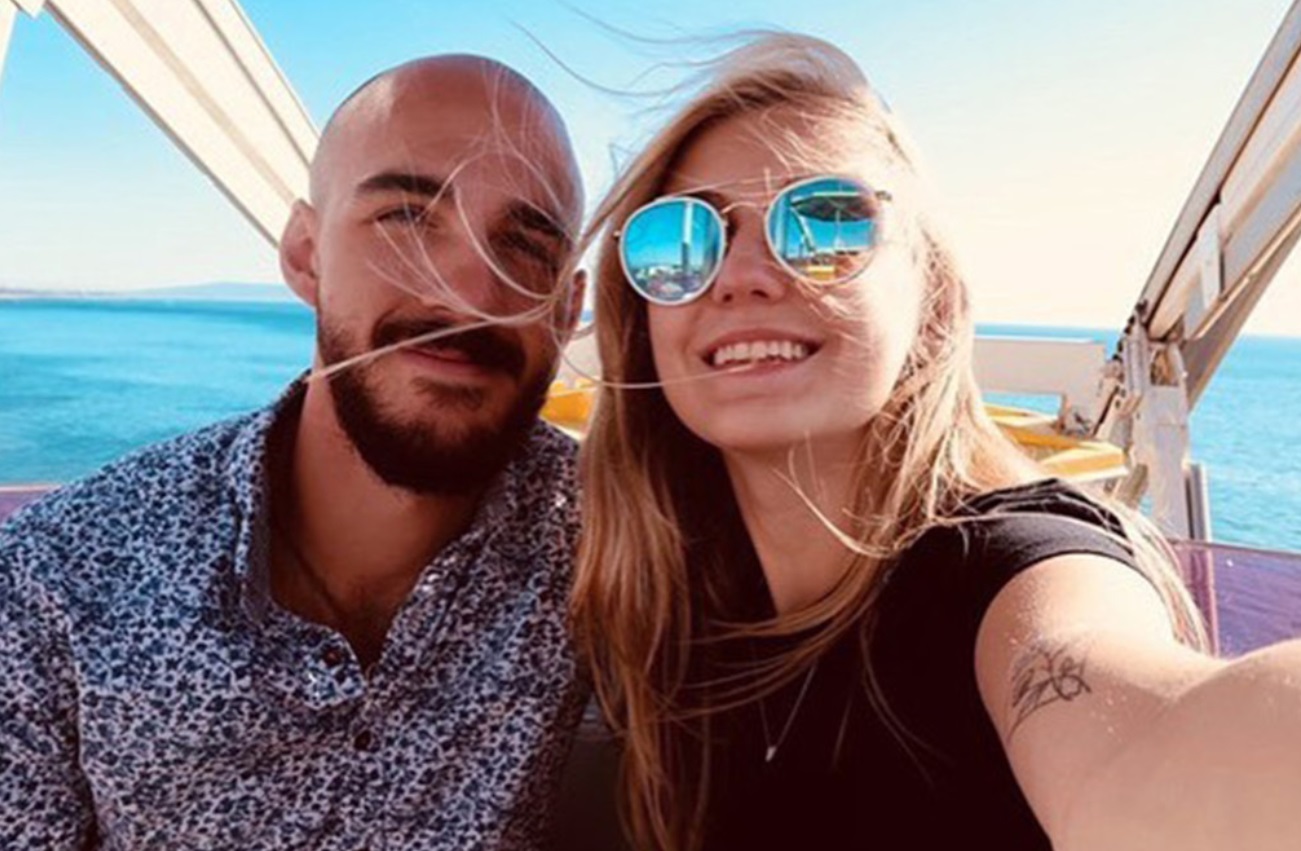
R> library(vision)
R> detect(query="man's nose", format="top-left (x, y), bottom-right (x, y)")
top-left (411, 232), bottom-right (506, 314)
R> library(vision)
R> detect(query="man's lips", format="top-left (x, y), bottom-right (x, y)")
top-left (410, 343), bottom-right (472, 362)
top-left (399, 343), bottom-right (498, 379)
top-left (374, 319), bottom-right (526, 380)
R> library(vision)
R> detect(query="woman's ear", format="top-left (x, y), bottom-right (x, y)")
top-left (279, 200), bottom-right (320, 308)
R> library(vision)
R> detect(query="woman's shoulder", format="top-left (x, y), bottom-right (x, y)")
top-left (960, 477), bottom-right (1123, 525)
top-left (955, 477), bottom-right (1134, 561)
top-left (887, 478), bottom-right (1139, 616)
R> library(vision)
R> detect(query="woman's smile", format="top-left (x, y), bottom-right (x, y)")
top-left (647, 108), bottom-right (921, 454)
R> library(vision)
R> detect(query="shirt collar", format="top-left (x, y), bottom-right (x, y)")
top-left (223, 379), bottom-right (575, 622)
top-left (227, 378), bottom-right (303, 623)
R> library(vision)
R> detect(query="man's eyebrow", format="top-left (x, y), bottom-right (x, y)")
top-left (356, 171), bottom-right (451, 199)
top-left (504, 201), bottom-right (572, 245)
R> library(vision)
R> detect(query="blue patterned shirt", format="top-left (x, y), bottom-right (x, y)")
top-left (0, 386), bottom-right (585, 850)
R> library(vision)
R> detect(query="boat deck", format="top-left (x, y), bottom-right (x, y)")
top-left (0, 486), bottom-right (50, 519)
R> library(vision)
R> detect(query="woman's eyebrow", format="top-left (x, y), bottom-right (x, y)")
top-left (673, 172), bottom-right (815, 210)
top-left (676, 188), bottom-right (731, 211)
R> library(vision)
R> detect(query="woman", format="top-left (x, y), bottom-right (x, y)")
top-left (570, 32), bottom-right (1301, 851)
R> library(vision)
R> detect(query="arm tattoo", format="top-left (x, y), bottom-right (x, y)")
top-left (1007, 638), bottom-right (1092, 739)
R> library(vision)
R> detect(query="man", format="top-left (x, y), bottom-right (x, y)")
top-left (0, 55), bottom-right (587, 849)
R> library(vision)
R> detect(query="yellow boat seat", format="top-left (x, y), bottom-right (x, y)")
top-left (542, 385), bottom-right (1127, 482)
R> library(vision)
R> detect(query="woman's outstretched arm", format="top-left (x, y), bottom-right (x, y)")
top-left (976, 554), bottom-right (1301, 851)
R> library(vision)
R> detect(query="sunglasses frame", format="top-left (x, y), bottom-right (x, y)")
top-left (617, 174), bottom-right (892, 307)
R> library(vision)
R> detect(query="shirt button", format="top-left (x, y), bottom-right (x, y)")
top-left (321, 646), bottom-right (346, 667)
top-left (353, 730), bottom-right (375, 752)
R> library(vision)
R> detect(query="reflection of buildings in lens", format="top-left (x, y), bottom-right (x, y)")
top-left (654, 278), bottom-right (685, 300)
top-left (637, 264), bottom-right (693, 299)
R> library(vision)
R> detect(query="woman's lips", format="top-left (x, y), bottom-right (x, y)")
top-left (706, 338), bottom-right (817, 369)
top-left (701, 334), bottom-right (824, 372)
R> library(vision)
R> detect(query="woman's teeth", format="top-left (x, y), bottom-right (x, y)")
top-left (710, 340), bottom-right (811, 368)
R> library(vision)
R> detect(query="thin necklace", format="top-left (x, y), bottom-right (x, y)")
top-left (756, 660), bottom-right (819, 763)
top-left (272, 512), bottom-right (348, 626)
top-left (268, 443), bottom-right (347, 628)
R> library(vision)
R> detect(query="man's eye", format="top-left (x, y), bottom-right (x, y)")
top-left (377, 204), bottom-right (431, 224)
top-left (499, 231), bottom-right (561, 270)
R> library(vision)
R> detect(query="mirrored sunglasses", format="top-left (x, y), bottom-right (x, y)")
top-left (617, 175), bottom-right (891, 306)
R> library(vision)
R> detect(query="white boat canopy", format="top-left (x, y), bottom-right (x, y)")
top-left (1092, 1), bottom-right (1301, 538)
top-left (0, 0), bottom-right (315, 245)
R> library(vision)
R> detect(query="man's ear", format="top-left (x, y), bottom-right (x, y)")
top-left (280, 200), bottom-right (320, 308)
top-left (556, 268), bottom-right (588, 344)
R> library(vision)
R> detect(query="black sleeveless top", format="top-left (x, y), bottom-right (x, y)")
top-left (701, 479), bottom-right (1138, 849)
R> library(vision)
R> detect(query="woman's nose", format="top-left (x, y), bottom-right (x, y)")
top-left (709, 217), bottom-right (790, 305)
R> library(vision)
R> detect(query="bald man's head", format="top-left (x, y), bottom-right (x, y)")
top-left (308, 55), bottom-right (583, 230)
top-left (277, 55), bottom-right (586, 496)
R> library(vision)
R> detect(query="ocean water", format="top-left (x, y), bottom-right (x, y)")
top-left (0, 299), bottom-right (314, 481)
top-left (1, 299), bottom-right (1298, 552)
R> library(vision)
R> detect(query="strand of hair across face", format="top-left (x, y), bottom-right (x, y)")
top-left (307, 318), bottom-right (762, 389)
top-left (327, 173), bottom-right (760, 391)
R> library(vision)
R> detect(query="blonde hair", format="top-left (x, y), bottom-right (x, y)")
top-left (570, 32), bottom-right (1206, 851)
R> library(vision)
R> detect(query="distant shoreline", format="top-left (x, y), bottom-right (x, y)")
top-left (3, 289), bottom-right (1298, 340)
top-left (0, 283), bottom-right (295, 304)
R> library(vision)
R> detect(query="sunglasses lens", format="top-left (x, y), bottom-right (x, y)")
top-left (767, 177), bottom-right (881, 284)
top-left (620, 198), bottom-right (724, 304)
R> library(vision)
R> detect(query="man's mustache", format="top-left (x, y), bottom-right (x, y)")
top-left (372, 317), bottom-right (527, 380)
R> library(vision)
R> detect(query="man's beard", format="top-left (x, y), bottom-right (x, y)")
top-left (318, 314), bottom-right (552, 496)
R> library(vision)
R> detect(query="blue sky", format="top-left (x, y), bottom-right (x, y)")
top-left (1, 0), bottom-right (1298, 333)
